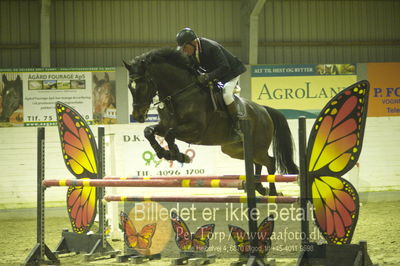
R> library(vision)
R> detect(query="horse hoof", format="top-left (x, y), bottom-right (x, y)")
top-left (184, 154), bottom-right (191, 163)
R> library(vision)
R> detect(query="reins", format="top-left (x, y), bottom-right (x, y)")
top-left (129, 49), bottom-right (200, 112)
top-left (153, 81), bottom-right (197, 106)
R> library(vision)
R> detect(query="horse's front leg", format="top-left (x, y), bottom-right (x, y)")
top-left (164, 129), bottom-right (191, 163)
top-left (144, 124), bottom-right (170, 160)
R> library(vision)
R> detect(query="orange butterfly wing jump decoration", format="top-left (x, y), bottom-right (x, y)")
top-left (228, 215), bottom-right (274, 257)
top-left (306, 80), bottom-right (370, 244)
top-left (120, 211), bottom-right (157, 249)
top-left (56, 102), bottom-right (99, 234)
top-left (171, 211), bottom-right (215, 251)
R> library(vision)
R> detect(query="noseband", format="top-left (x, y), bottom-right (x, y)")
top-left (129, 75), bottom-right (157, 108)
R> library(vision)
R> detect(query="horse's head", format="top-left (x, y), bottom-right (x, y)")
top-left (124, 48), bottom-right (196, 122)
top-left (92, 72), bottom-right (116, 115)
top-left (124, 59), bottom-right (157, 123)
top-left (0, 74), bottom-right (22, 122)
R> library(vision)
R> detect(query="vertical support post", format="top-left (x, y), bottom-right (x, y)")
top-left (240, 119), bottom-right (259, 259)
top-left (107, 133), bottom-right (123, 240)
top-left (97, 127), bottom-right (106, 246)
top-left (240, 0), bottom-right (254, 64)
top-left (298, 117), bottom-right (309, 245)
top-left (40, 0), bottom-right (51, 67)
top-left (23, 128), bottom-right (59, 265)
top-left (37, 127), bottom-right (45, 261)
top-left (249, 0), bottom-right (266, 65)
top-left (116, 67), bottom-right (130, 123)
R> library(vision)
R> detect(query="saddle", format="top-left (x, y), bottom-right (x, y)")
top-left (207, 81), bottom-right (244, 115)
top-left (208, 81), bottom-right (226, 112)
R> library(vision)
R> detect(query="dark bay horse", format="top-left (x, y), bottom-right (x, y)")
top-left (0, 74), bottom-right (23, 122)
top-left (124, 48), bottom-right (298, 195)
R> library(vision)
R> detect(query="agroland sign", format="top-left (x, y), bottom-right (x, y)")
top-left (255, 81), bottom-right (343, 100)
top-left (251, 64), bottom-right (357, 118)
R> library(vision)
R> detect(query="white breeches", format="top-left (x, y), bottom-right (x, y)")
top-left (222, 76), bottom-right (240, 105)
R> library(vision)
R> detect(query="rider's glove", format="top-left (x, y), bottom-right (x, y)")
top-left (197, 73), bottom-right (210, 85)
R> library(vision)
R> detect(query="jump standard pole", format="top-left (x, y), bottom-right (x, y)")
top-left (97, 127), bottom-right (107, 258)
top-left (240, 117), bottom-right (263, 265)
top-left (24, 127), bottom-right (118, 264)
top-left (53, 127), bottom-right (118, 261)
top-left (298, 117), bottom-right (310, 247)
top-left (23, 128), bottom-right (59, 266)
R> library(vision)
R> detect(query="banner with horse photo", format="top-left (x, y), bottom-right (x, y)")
top-left (0, 68), bottom-right (117, 127)
top-left (0, 73), bottom-right (23, 126)
top-left (250, 64), bottom-right (357, 119)
top-left (92, 71), bottom-right (117, 124)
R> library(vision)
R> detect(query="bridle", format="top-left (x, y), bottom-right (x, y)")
top-left (129, 71), bottom-right (197, 109)
top-left (128, 74), bottom-right (157, 109)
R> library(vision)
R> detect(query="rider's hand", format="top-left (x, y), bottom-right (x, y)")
top-left (197, 73), bottom-right (210, 85)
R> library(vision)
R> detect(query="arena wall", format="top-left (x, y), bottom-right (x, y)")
top-left (0, 116), bottom-right (398, 209)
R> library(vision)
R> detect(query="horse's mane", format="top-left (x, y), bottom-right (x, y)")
top-left (135, 47), bottom-right (194, 74)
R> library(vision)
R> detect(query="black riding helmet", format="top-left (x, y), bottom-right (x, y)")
top-left (176, 27), bottom-right (197, 49)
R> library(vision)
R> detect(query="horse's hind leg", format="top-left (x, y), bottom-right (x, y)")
top-left (254, 152), bottom-right (279, 196)
top-left (269, 180), bottom-right (278, 196)
top-left (221, 144), bottom-right (266, 195)
top-left (254, 163), bottom-right (269, 196)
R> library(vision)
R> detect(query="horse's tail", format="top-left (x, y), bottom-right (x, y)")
top-left (264, 106), bottom-right (299, 174)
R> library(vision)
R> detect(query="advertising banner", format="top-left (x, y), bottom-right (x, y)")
top-left (92, 71), bottom-right (117, 124)
top-left (119, 123), bottom-right (217, 177)
top-left (251, 64), bottom-right (357, 118)
top-left (367, 62), bottom-right (400, 117)
top-left (0, 73), bottom-right (23, 126)
top-left (0, 68), bottom-right (116, 127)
top-left (24, 71), bottom-right (93, 126)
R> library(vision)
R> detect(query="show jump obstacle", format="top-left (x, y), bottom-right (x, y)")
top-left (25, 80), bottom-right (375, 266)
top-left (24, 103), bottom-right (307, 266)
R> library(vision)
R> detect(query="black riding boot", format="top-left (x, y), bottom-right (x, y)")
top-left (227, 102), bottom-right (242, 138)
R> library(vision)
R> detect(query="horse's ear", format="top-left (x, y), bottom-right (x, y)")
top-left (104, 72), bottom-right (109, 82)
top-left (2, 74), bottom-right (7, 84)
top-left (16, 75), bottom-right (22, 83)
top-left (123, 60), bottom-right (130, 70)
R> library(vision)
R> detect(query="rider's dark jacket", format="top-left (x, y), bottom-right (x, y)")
top-left (190, 38), bottom-right (246, 83)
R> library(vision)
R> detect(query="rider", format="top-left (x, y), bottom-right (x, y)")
top-left (176, 27), bottom-right (246, 135)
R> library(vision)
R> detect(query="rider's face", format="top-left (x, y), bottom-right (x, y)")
top-left (182, 42), bottom-right (196, 56)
